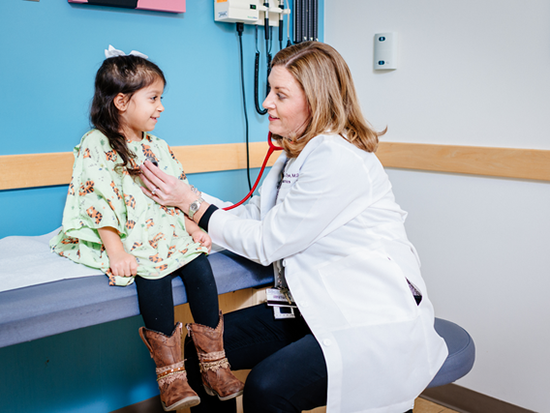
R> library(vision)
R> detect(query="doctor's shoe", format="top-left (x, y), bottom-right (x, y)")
top-left (139, 323), bottom-right (201, 411)
top-left (186, 312), bottom-right (245, 401)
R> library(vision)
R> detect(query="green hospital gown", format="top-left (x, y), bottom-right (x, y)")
top-left (50, 129), bottom-right (207, 286)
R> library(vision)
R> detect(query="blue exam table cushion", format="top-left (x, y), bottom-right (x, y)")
top-left (0, 250), bottom-right (274, 349)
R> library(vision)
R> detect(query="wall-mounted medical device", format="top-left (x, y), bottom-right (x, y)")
top-left (213, 0), bottom-right (296, 193)
top-left (374, 32), bottom-right (399, 70)
top-left (215, 0), bottom-right (292, 118)
top-left (215, 0), bottom-right (290, 27)
top-left (293, 0), bottom-right (318, 43)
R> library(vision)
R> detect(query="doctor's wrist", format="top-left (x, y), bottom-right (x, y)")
top-left (187, 196), bottom-right (205, 221)
top-left (198, 204), bottom-right (218, 231)
top-left (187, 200), bottom-right (211, 226)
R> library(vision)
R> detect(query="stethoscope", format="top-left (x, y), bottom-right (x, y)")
top-left (222, 132), bottom-right (283, 211)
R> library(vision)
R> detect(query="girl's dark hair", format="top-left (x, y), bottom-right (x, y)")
top-left (90, 55), bottom-right (166, 176)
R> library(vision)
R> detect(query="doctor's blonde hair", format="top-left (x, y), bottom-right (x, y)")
top-left (271, 41), bottom-right (385, 158)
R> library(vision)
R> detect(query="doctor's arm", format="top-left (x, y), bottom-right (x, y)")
top-left (207, 142), bottom-right (375, 265)
top-left (140, 160), bottom-right (262, 221)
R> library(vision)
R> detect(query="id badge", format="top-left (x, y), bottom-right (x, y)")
top-left (266, 288), bottom-right (297, 319)
top-left (273, 306), bottom-right (295, 319)
top-left (266, 288), bottom-right (296, 308)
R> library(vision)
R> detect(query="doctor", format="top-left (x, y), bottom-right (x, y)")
top-left (140, 41), bottom-right (448, 413)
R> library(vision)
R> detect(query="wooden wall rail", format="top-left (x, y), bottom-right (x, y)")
top-left (0, 142), bottom-right (277, 191)
top-left (375, 142), bottom-right (550, 182)
top-left (1, 142), bottom-right (549, 191)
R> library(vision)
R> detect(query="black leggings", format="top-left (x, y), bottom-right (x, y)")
top-left (184, 304), bottom-right (328, 413)
top-left (135, 254), bottom-right (219, 334)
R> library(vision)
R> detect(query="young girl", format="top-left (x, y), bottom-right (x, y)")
top-left (50, 49), bottom-right (244, 411)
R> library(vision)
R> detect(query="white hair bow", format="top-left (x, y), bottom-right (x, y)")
top-left (104, 45), bottom-right (148, 59)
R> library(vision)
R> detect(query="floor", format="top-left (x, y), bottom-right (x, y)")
top-left (302, 397), bottom-right (459, 413)
top-left (413, 397), bottom-right (460, 413)
top-left (231, 397), bottom-right (460, 413)
top-left (179, 396), bottom-right (459, 413)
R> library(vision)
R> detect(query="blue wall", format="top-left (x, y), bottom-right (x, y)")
top-left (0, 1), bottom-right (323, 412)
top-left (0, 1), bottom-right (272, 238)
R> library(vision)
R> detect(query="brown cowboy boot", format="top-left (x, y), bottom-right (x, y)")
top-left (186, 313), bottom-right (244, 401)
top-left (139, 322), bottom-right (201, 411)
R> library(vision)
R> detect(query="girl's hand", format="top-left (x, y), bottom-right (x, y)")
top-left (98, 227), bottom-right (137, 277)
top-left (108, 250), bottom-right (138, 277)
top-left (192, 231), bottom-right (212, 253)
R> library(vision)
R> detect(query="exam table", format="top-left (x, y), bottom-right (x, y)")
top-left (0, 230), bottom-right (474, 391)
top-left (0, 230), bottom-right (273, 349)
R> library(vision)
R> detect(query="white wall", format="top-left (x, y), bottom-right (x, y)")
top-left (325, 1), bottom-right (550, 412)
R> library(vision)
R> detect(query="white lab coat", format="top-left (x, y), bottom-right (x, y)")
top-left (206, 134), bottom-right (448, 413)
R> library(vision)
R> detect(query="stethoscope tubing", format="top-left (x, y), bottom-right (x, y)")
top-left (222, 132), bottom-right (283, 211)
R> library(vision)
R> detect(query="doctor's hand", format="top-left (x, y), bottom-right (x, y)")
top-left (140, 160), bottom-right (195, 212)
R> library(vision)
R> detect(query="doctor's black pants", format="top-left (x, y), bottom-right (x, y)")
top-left (185, 303), bottom-right (329, 413)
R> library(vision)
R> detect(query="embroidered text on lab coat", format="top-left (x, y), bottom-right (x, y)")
top-left (282, 172), bottom-right (299, 185)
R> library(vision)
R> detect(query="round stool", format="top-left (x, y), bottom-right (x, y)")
top-left (312, 318), bottom-right (475, 412)
top-left (427, 318), bottom-right (476, 388)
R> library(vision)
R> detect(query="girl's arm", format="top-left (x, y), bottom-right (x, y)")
top-left (98, 227), bottom-right (138, 277)
top-left (185, 216), bottom-right (212, 252)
